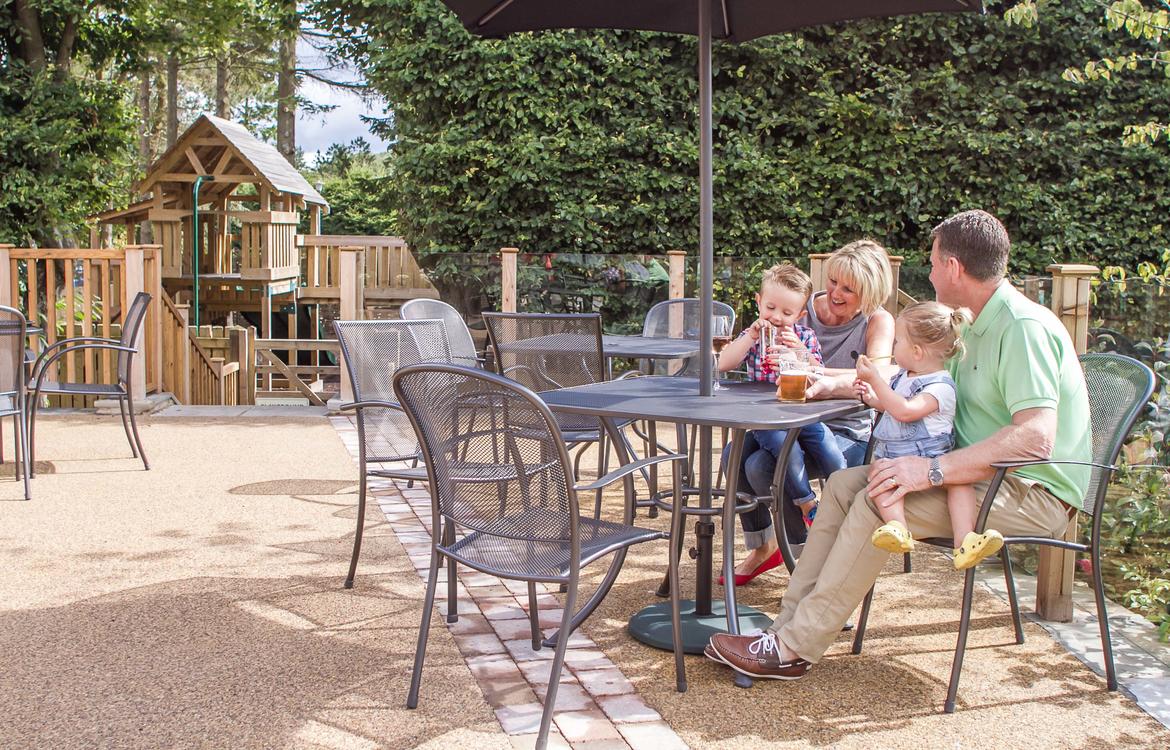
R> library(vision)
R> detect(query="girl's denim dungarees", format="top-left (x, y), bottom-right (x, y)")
top-left (872, 371), bottom-right (955, 460)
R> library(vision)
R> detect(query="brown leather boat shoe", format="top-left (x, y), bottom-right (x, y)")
top-left (709, 632), bottom-right (811, 680)
top-left (703, 642), bottom-right (728, 665)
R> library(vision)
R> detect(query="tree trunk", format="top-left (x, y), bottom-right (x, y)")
top-left (276, 5), bottom-right (297, 164)
top-left (11, 0), bottom-right (46, 71)
top-left (216, 54), bottom-right (229, 118)
top-left (166, 52), bottom-right (179, 148)
top-left (138, 72), bottom-right (155, 243)
top-left (137, 74), bottom-right (153, 170)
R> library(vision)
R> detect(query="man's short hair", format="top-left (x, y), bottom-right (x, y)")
top-left (930, 210), bottom-right (1010, 282)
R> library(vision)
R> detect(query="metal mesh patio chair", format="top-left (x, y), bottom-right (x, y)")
top-left (0, 306), bottom-right (31, 499)
top-left (483, 311), bottom-right (638, 518)
top-left (394, 363), bottom-right (686, 750)
top-left (641, 297), bottom-right (736, 376)
top-left (850, 353), bottom-right (1156, 713)
top-left (28, 291), bottom-right (152, 472)
top-left (334, 318), bottom-right (454, 589)
top-left (400, 298), bottom-right (483, 368)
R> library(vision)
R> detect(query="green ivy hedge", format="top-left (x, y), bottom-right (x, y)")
top-left (324, 0), bottom-right (1170, 276)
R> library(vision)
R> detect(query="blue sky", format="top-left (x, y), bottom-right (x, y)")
top-left (297, 38), bottom-right (390, 163)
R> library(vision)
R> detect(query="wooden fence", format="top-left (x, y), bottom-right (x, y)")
top-left (0, 245), bottom-right (159, 406)
top-left (158, 294), bottom-right (244, 406)
top-left (298, 234), bottom-right (437, 304)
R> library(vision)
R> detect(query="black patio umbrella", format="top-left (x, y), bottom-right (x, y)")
top-left (441, 0), bottom-right (983, 395)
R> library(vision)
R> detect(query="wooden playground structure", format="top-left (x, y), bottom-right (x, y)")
top-left (0, 116), bottom-right (436, 408)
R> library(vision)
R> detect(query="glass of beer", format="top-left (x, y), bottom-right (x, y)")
top-left (711, 315), bottom-right (733, 391)
top-left (775, 348), bottom-right (810, 403)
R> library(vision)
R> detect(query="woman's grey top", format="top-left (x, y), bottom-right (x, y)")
top-left (806, 291), bottom-right (874, 441)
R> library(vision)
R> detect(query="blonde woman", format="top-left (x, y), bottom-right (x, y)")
top-left (722, 240), bottom-right (896, 586)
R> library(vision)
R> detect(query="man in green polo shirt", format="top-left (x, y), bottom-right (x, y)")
top-left (707, 209), bottom-right (1091, 680)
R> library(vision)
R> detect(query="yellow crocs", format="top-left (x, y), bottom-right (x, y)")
top-left (871, 520), bottom-right (915, 553)
top-left (953, 530), bottom-right (1005, 570)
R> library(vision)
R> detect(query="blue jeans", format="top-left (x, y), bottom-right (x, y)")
top-left (722, 428), bottom-right (867, 549)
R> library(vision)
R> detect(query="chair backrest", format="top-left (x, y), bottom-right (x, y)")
top-left (641, 298), bottom-right (736, 375)
top-left (334, 319), bottom-right (452, 463)
top-left (401, 298), bottom-right (479, 367)
top-left (118, 292), bottom-right (152, 383)
top-left (393, 363), bottom-right (579, 551)
top-left (0, 305), bottom-right (27, 405)
top-left (642, 298), bottom-right (736, 338)
top-left (1081, 352), bottom-right (1156, 515)
top-left (482, 312), bottom-right (605, 391)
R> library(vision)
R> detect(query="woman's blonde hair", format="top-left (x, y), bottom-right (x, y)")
top-left (899, 301), bottom-right (973, 361)
top-left (824, 239), bottom-right (893, 317)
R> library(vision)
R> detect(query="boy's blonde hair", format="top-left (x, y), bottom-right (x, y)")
top-left (761, 263), bottom-right (813, 302)
top-left (899, 301), bottom-right (972, 360)
top-left (824, 240), bottom-right (893, 317)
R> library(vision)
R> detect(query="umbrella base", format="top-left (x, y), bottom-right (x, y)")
top-left (628, 599), bottom-right (772, 654)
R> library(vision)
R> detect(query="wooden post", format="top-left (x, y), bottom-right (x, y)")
top-left (228, 325), bottom-right (252, 405)
top-left (246, 325), bottom-right (257, 405)
top-left (1047, 264), bottom-right (1097, 355)
top-left (0, 245), bottom-right (12, 308)
top-left (667, 250), bottom-right (686, 300)
top-left (212, 358), bottom-right (227, 405)
top-left (885, 255), bottom-right (903, 314)
top-left (176, 303), bottom-right (192, 404)
top-left (123, 245), bottom-right (147, 401)
top-left (1033, 263), bottom-right (1098, 622)
top-left (808, 253), bottom-right (832, 291)
top-left (500, 247), bottom-right (519, 313)
top-left (338, 246), bottom-right (365, 402)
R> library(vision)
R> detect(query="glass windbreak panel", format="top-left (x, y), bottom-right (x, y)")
top-left (1091, 278), bottom-right (1170, 359)
top-left (1014, 276), bottom-right (1052, 306)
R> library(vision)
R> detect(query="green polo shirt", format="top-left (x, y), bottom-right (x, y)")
top-left (948, 283), bottom-right (1091, 509)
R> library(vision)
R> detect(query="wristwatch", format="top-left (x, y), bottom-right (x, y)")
top-left (928, 457), bottom-right (945, 487)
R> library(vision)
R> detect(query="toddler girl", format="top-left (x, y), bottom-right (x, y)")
top-left (854, 301), bottom-right (1003, 570)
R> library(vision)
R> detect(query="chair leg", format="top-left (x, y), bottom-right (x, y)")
top-left (903, 552), bottom-right (912, 573)
top-left (945, 568), bottom-right (979, 713)
top-left (593, 432), bottom-right (609, 520)
top-left (851, 585), bottom-right (875, 655)
top-left (16, 410), bottom-right (30, 501)
top-left (345, 477), bottom-right (367, 589)
top-left (27, 395), bottom-right (38, 478)
top-left (668, 462), bottom-right (687, 692)
top-left (444, 519), bottom-right (458, 624)
top-left (656, 484), bottom-right (689, 599)
top-left (1001, 547), bottom-right (1024, 645)
top-left (406, 548), bottom-right (443, 709)
top-left (406, 455), bottom-right (419, 490)
top-left (1, 415), bottom-right (5, 464)
top-left (1091, 550), bottom-right (1118, 690)
top-left (528, 582), bottom-right (542, 651)
top-left (536, 576), bottom-right (578, 750)
top-left (118, 395), bottom-right (137, 458)
top-left (125, 390), bottom-right (149, 470)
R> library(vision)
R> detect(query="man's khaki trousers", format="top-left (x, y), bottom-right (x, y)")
top-left (768, 465), bottom-right (1071, 662)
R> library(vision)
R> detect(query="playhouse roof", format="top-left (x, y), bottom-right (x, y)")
top-left (105, 115), bottom-right (328, 222)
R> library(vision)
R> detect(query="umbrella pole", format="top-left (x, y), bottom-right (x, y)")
top-left (698, 0), bottom-right (713, 397)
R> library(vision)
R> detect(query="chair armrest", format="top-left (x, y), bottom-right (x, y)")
top-left (30, 342), bottom-right (137, 385)
top-left (614, 370), bottom-right (644, 381)
top-left (30, 336), bottom-right (122, 378)
top-left (973, 459), bottom-right (1117, 529)
top-left (990, 458), bottom-right (1117, 472)
top-left (338, 399), bottom-right (403, 412)
top-left (574, 453), bottom-right (684, 492)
